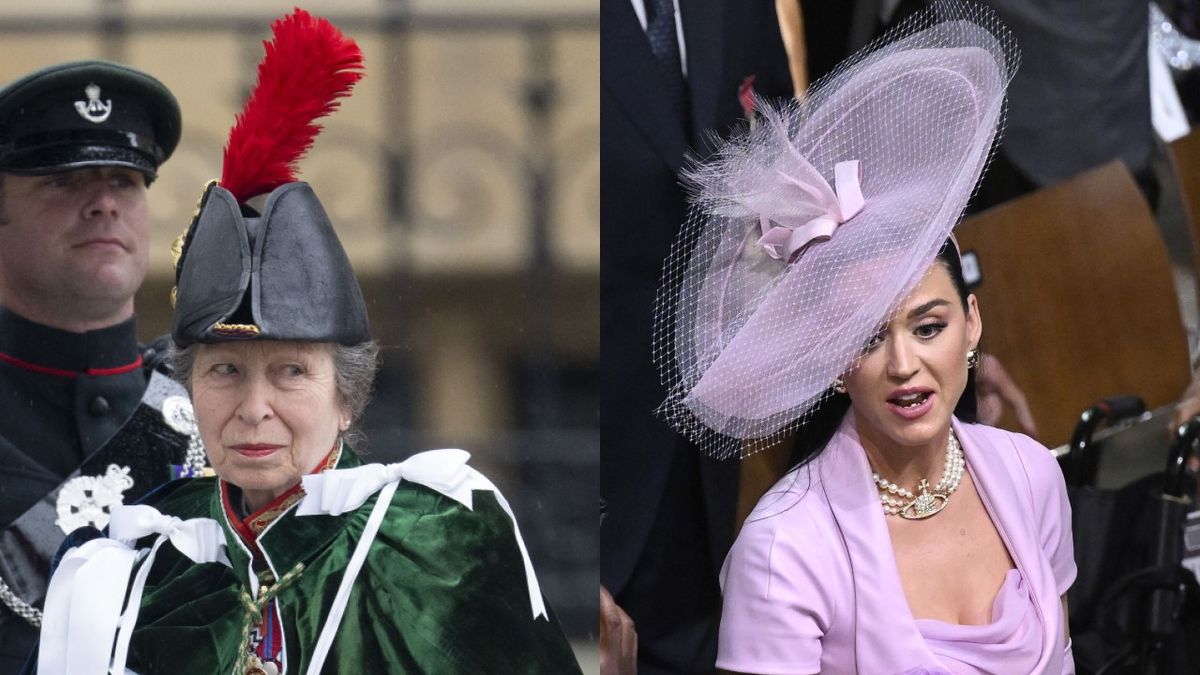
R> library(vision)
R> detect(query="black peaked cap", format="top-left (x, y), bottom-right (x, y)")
top-left (0, 60), bottom-right (180, 177)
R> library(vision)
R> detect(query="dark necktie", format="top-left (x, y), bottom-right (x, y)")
top-left (644, 0), bottom-right (690, 133)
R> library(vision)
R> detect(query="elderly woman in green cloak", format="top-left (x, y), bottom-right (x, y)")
top-left (35, 10), bottom-right (580, 675)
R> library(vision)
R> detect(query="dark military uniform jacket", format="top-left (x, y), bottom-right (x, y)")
top-left (0, 307), bottom-right (193, 670)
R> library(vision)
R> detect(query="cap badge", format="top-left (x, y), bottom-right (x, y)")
top-left (74, 82), bottom-right (112, 123)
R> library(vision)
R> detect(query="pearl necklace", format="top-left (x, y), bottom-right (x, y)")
top-left (873, 430), bottom-right (964, 520)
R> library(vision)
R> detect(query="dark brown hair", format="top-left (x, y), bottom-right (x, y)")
top-left (787, 239), bottom-right (977, 470)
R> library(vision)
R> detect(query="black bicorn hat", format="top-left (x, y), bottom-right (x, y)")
top-left (0, 60), bottom-right (181, 178)
top-left (172, 182), bottom-right (369, 346)
top-left (169, 9), bottom-right (368, 348)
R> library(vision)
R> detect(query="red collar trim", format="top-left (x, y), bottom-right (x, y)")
top-left (222, 481), bottom-right (306, 546)
top-left (221, 442), bottom-right (343, 547)
top-left (0, 350), bottom-right (143, 378)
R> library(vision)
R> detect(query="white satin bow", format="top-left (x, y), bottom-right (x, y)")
top-left (109, 504), bottom-right (231, 566)
top-left (296, 448), bottom-right (549, 674)
top-left (298, 448), bottom-right (475, 516)
top-left (297, 448), bottom-right (548, 620)
top-left (39, 505), bottom-right (229, 675)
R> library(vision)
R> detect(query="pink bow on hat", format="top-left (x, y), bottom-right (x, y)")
top-left (756, 159), bottom-right (865, 262)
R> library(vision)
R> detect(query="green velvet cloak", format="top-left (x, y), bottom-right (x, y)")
top-left (123, 451), bottom-right (582, 674)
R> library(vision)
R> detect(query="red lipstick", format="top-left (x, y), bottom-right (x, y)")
top-left (229, 443), bottom-right (283, 458)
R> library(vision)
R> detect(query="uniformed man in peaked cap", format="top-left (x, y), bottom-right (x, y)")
top-left (0, 60), bottom-right (201, 668)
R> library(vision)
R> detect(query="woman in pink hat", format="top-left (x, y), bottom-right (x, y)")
top-left (654, 3), bottom-right (1074, 673)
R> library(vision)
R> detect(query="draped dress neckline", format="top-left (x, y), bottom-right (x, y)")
top-left (820, 415), bottom-right (1058, 673)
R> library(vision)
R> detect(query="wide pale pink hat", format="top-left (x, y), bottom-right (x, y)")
top-left (653, 1), bottom-right (1018, 458)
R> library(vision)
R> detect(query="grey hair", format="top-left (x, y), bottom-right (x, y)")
top-left (167, 340), bottom-right (381, 452)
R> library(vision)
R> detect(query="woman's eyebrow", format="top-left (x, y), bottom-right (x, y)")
top-left (907, 298), bottom-right (950, 319)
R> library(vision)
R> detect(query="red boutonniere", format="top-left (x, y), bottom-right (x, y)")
top-left (739, 75), bottom-right (758, 130)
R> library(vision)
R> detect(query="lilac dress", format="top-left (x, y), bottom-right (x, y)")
top-left (717, 415), bottom-right (1076, 674)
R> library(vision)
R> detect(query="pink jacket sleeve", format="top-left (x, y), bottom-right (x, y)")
top-left (1016, 433), bottom-right (1077, 596)
top-left (717, 497), bottom-right (847, 675)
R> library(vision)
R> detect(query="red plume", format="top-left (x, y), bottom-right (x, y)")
top-left (220, 8), bottom-right (364, 204)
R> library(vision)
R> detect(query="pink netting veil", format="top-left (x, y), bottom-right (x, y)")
top-left (653, 1), bottom-right (1019, 459)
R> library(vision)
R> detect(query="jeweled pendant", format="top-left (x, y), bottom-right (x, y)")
top-left (244, 653), bottom-right (280, 675)
top-left (899, 479), bottom-right (948, 520)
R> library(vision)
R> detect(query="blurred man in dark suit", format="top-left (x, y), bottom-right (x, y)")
top-left (600, 2), bottom-right (792, 672)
